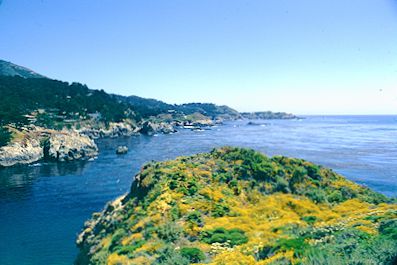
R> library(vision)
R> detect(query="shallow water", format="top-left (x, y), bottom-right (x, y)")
top-left (0, 115), bottom-right (396, 265)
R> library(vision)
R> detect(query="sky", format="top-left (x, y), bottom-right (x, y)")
top-left (0, 0), bottom-right (397, 114)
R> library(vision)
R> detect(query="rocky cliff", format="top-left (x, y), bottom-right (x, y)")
top-left (0, 137), bottom-right (43, 167)
top-left (45, 131), bottom-right (98, 162)
top-left (0, 126), bottom-right (98, 167)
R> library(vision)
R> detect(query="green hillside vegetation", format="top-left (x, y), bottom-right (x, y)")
top-left (113, 95), bottom-right (173, 119)
top-left (241, 111), bottom-right (297, 120)
top-left (0, 76), bottom-right (132, 126)
top-left (177, 103), bottom-right (240, 120)
top-left (76, 147), bottom-right (397, 265)
top-left (116, 96), bottom-right (241, 120)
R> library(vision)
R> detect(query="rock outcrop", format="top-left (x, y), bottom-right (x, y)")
top-left (45, 132), bottom-right (98, 162)
top-left (0, 138), bottom-right (43, 167)
top-left (79, 122), bottom-right (139, 139)
top-left (139, 121), bottom-right (176, 136)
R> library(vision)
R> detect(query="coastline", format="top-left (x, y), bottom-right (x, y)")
top-left (0, 114), bottom-right (300, 168)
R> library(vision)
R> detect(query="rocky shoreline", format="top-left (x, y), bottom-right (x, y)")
top-left (0, 126), bottom-right (98, 167)
top-left (0, 112), bottom-right (299, 168)
top-left (0, 118), bottom-right (216, 168)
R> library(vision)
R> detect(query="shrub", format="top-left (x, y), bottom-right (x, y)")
top-left (275, 237), bottom-right (310, 257)
top-left (186, 211), bottom-right (202, 225)
top-left (114, 240), bottom-right (145, 255)
top-left (379, 219), bottom-right (397, 239)
top-left (109, 229), bottom-right (127, 251)
top-left (274, 176), bottom-right (290, 193)
top-left (327, 190), bottom-right (344, 203)
top-left (154, 246), bottom-right (189, 265)
top-left (187, 180), bottom-right (199, 195)
top-left (306, 164), bottom-right (322, 180)
top-left (180, 247), bottom-right (205, 263)
top-left (301, 215), bottom-right (317, 225)
top-left (255, 237), bottom-right (311, 261)
top-left (200, 227), bottom-right (248, 246)
top-left (211, 203), bottom-right (230, 217)
top-left (305, 189), bottom-right (327, 203)
top-left (156, 222), bottom-right (183, 243)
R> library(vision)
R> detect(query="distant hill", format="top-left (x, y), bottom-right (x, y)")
top-left (116, 95), bottom-right (241, 120)
top-left (113, 95), bottom-right (175, 118)
top-left (0, 60), bottom-right (46, 79)
top-left (178, 103), bottom-right (240, 119)
top-left (241, 111), bottom-right (297, 120)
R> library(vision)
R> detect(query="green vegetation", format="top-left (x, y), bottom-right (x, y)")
top-left (0, 73), bottom-right (240, 146)
top-left (117, 95), bottom-right (241, 120)
top-left (241, 111), bottom-right (297, 120)
top-left (200, 227), bottom-right (248, 246)
top-left (0, 76), bottom-right (132, 127)
top-left (76, 147), bottom-right (397, 265)
top-left (180, 247), bottom-right (206, 263)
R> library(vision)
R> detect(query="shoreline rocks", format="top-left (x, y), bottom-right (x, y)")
top-left (139, 121), bottom-right (177, 136)
top-left (0, 138), bottom-right (43, 167)
top-left (79, 122), bottom-right (140, 139)
top-left (0, 127), bottom-right (98, 167)
top-left (0, 118), bottom-right (214, 168)
top-left (45, 132), bottom-right (98, 162)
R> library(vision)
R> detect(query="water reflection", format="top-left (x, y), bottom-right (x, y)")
top-left (0, 160), bottom-right (90, 202)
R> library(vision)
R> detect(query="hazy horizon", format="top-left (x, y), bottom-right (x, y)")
top-left (1, 0), bottom-right (396, 115)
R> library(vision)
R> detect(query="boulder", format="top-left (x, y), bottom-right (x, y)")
top-left (140, 121), bottom-right (176, 136)
top-left (116, 146), bottom-right (128, 155)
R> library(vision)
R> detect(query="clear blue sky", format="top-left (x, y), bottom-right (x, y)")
top-left (1, 0), bottom-right (396, 114)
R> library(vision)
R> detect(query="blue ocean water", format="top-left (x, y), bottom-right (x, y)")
top-left (0, 115), bottom-right (396, 265)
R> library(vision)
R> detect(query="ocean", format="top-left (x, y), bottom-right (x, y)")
top-left (0, 115), bottom-right (396, 265)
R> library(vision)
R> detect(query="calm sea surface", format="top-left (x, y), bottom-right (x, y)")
top-left (0, 115), bottom-right (396, 265)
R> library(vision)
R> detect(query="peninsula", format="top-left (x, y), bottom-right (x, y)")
top-left (76, 147), bottom-right (397, 264)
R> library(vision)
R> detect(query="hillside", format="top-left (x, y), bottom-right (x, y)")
top-left (0, 59), bottom-right (46, 79)
top-left (0, 76), bottom-right (132, 127)
top-left (76, 147), bottom-right (397, 265)
top-left (115, 96), bottom-right (241, 120)
top-left (241, 111), bottom-right (297, 120)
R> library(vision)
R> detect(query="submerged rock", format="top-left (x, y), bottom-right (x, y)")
top-left (45, 132), bottom-right (98, 162)
top-left (116, 146), bottom-right (128, 155)
top-left (0, 138), bottom-right (43, 167)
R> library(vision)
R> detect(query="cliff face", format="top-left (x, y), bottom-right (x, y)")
top-left (0, 127), bottom-right (98, 167)
top-left (0, 137), bottom-right (43, 167)
top-left (76, 147), bottom-right (397, 265)
top-left (45, 132), bottom-right (98, 162)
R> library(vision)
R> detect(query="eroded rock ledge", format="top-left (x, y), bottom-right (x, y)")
top-left (0, 126), bottom-right (98, 167)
